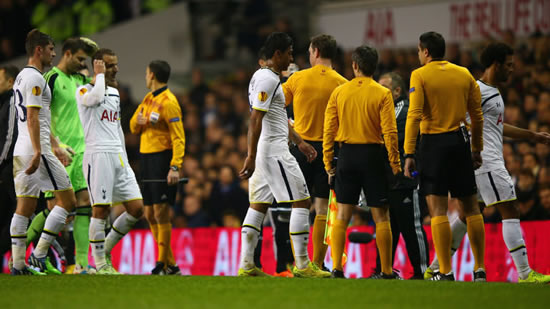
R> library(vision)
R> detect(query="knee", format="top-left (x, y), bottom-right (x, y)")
top-left (92, 206), bottom-right (109, 219)
top-left (129, 204), bottom-right (144, 219)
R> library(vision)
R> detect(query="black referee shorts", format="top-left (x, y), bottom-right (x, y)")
top-left (140, 150), bottom-right (177, 206)
top-left (335, 143), bottom-right (389, 207)
top-left (290, 141), bottom-right (332, 199)
top-left (418, 130), bottom-right (477, 198)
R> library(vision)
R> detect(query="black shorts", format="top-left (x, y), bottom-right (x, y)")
top-left (418, 130), bottom-right (477, 198)
top-left (290, 141), bottom-right (331, 199)
top-left (335, 144), bottom-right (389, 207)
top-left (140, 150), bottom-right (177, 206)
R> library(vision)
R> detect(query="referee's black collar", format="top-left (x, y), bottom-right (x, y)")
top-left (152, 86), bottom-right (168, 97)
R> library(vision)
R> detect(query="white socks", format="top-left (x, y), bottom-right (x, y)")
top-left (502, 219), bottom-right (531, 279)
top-left (34, 206), bottom-right (69, 258)
top-left (289, 208), bottom-right (310, 269)
top-left (239, 208), bottom-right (264, 270)
top-left (89, 217), bottom-right (107, 269)
top-left (105, 212), bottom-right (138, 254)
top-left (10, 214), bottom-right (29, 270)
top-left (430, 216), bottom-right (467, 270)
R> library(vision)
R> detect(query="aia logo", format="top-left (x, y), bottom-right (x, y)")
top-left (101, 110), bottom-right (118, 122)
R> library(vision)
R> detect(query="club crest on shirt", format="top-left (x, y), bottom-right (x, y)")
top-left (258, 91), bottom-right (268, 102)
top-left (32, 86), bottom-right (41, 96)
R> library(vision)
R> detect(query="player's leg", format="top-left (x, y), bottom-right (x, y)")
top-left (72, 153), bottom-right (92, 272)
top-left (89, 204), bottom-right (111, 272)
top-left (25, 201), bottom-right (51, 247)
top-left (456, 194), bottom-right (486, 281)
top-left (11, 197), bottom-right (40, 274)
top-left (104, 199), bottom-right (143, 257)
top-left (238, 202), bottom-right (270, 276)
top-left (312, 197), bottom-right (328, 267)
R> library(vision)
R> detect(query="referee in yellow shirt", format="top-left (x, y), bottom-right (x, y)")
top-left (323, 45), bottom-right (401, 279)
top-left (403, 32), bottom-right (485, 281)
top-left (283, 34), bottom-right (347, 268)
top-left (130, 60), bottom-right (185, 275)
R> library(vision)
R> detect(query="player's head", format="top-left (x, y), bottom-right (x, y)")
top-left (146, 60), bottom-right (171, 89)
top-left (351, 45), bottom-right (378, 77)
top-left (61, 37), bottom-right (98, 74)
top-left (93, 48), bottom-right (118, 87)
top-left (25, 29), bottom-right (55, 67)
top-left (0, 65), bottom-right (19, 93)
top-left (480, 42), bottom-right (514, 83)
top-left (379, 72), bottom-right (406, 101)
top-left (261, 32), bottom-right (293, 72)
top-left (309, 34), bottom-right (337, 66)
top-left (418, 31), bottom-right (445, 65)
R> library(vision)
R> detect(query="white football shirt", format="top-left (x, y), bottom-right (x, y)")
top-left (13, 66), bottom-right (53, 156)
top-left (476, 80), bottom-right (505, 174)
top-left (248, 68), bottom-right (289, 155)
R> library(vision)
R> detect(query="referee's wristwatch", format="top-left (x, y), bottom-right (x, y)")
top-left (170, 165), bottom-right (179, 171)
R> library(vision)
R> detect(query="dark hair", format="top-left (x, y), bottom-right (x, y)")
top-left (380, 72), bottom-right (405, 95)
top-left (262, 32), bottom-right (293, 59)
top-left (62, 38), bottom-right (97, 57)
top-left (148, 60), bottom-right (171, 83)
top-left (351, 45), bottom-right (378, 76)
top-left (25, 29), bottom-right (54, 57)
top-left (480, 42), bottom-right (514, 69)
top-left (258, 46), bottom-right (267, 61)
top-left (310, 34), bottom-right (337, 60)
top-left (0, 65), bottom-right (20, 80)
top-left (419, 31), bottom-right (445, 59)
top-left (92, 48), bottom-right (115, 64)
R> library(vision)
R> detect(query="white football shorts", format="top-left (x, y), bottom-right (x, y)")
top-left (13, 153), bottom-right (72, 198)
top-left (83, 152), bottom-right (142, 206)
top-left (248, 150), bottom-right (310, 204)
top-left (475, 167), bottom-right (516, 207)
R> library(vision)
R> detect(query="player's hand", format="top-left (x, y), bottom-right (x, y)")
top-left (472, 151), bottom-right (482, 170)
top-left (404, 157), bottom-right (416, 179)
top-left (533, 131), bottom-right (550, 145)
top-left (137, 108), bottom-right (147, 126)
top-left (298, 141), bottom-right (317, 163)
top-left (25, 153), bottom-right (41, 175)
top-left (167, 169), bottom-right (179, 186)
top-left (239, 156), bottom-right (255, 180)
top-left (327, 167), bottom-right (335, 187)
top-left (93, 59), bottom-right (105, 75)
top-left (53, 145), bottom-right (73, 167)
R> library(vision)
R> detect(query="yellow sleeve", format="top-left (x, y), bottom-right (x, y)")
top-left (467, 76), bottom-right (483, 152)
top-left (130, 99), bottom-right (146, 134)
top-left (323, 88), bottom-right (339, 172)
top-left (404, 70), bottom-right (424, 155)
top-left (380, 91), bottom-right (401, 173)
top-left (282, 73), bottom-right (295, 107)
top-left (163, 100), bottom-right (186, 167)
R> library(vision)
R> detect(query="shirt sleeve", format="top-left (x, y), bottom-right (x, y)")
top-left (75, 74), bottom-right (105, 107)
top-left (380, 91), bottom-right (401, 173)
top-left (163, 100), bottom-right (186, 167)
top-left (404, 70), bottom-right (424, 155)
top-left (282, 73), bottom-right (295, 107)
top-left (251, 77), bottom-right (279, 112)
top-left (25, 75), bottom-right (45, 109)
top-left (323, 88), bottom-right (339, 172)
top-left (467, 75), bottom-right (483, 153)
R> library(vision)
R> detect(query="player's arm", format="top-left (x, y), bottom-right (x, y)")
top-left (76, 60), bottom-right (106, 107)
top-left (503, 124), bottom-right (550, 144)
top-left (403, 71), bottom-right (424, 178)
top-left (117, 117), bottom-right (129, 162)
top-left (164, 101), bottom-right (186, 185)
top-left (322, 89), bottom-right (339, 175)
top-left (288, 122), bottom-right (316, 162)
top-left (50, 134), bottom-right (72, 167)
top-left (239, 108), bottom-right (265, 179)
top-left (380, 91), bottom-right (401, 174)
top-left (25, 106), bottom-right (41, 175)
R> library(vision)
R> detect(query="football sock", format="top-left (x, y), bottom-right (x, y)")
top-left (312, 215), bottom-right (328, 267)
top-left (289, 208), bottom-right (310, 269)
top-left (239, 208), bottom-right (264, 270)
top-left (431, 216), bottom-right (467, 270)
top-left (431, 215), bottom-right (452, 274)
top-left (150, 223), bottom-right (159, 243)
top-left (74, 205), bottom-right (91, 267)
top-left (105, 212), bottom-right (138, 254)
top-left (10, 214), bottom-right (29, 270)
top-left (376, 221), bottom-right (393, 275)
top-left (158, 223), bottom-right (172, 265)
top-left (466, 214), bottom-right (485, 270)
top-left (34, 206), bottom-right (68, 258)
top-left (89, 218), bottom-right (106, 269)
top-left (26, 208), bottom-right (49, 246)
top-left (502, 219), bottom-right (531, 279)
top-left (330, 219), bottom-right (347, 272)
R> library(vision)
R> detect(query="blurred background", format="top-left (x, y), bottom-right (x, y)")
top-left (1, 0), bottom-right (550, 229)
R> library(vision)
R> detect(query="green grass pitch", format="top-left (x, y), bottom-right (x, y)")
top-left (1, 275), bottom-right (549, 308)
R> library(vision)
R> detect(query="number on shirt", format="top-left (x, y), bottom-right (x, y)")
top-left (14, 89), bottom-right (26, 122)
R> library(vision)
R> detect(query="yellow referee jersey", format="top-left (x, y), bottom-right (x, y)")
top-left (323, 76), bottom-right (400, 172)
top-left (130, 86), bottom-right (186, 167)
top-left (282, 64), bottom-right (348, 141)
top-left (404, 60), bottom-right (483, 154)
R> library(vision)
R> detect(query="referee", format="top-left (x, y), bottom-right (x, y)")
top-left (130, 60), bottom-right (185, 275)
top-left (283, 34), bottom-right (347, 268)
top-left (323, 45), bottom-right (401, 279)
top-left (403, 32), bottom-right (485, 281)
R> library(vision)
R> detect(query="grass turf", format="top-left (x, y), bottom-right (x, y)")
top-left (1, 275), bottom-right (549, 308)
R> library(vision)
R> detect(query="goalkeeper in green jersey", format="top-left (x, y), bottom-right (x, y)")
top-left (26, 37), bottom-right (98, 274)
